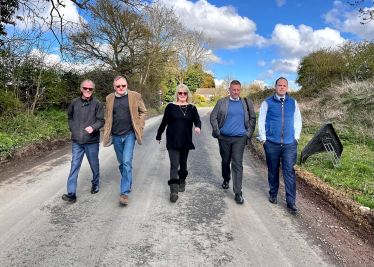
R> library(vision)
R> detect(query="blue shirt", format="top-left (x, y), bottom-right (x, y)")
top-left (220, 98), bottom-right (247, 137)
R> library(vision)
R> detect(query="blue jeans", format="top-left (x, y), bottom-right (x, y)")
top-left (112, 133), bottom-right (136, 195)
top-left (67, 142), bottom-right (100, 194)
top-left (264, 140), bottom-right (298, 204)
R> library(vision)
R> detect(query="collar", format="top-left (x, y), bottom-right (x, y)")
top-left (229, 96), bottom-right (240, 101)
top-left (274, 93), bottom-right (288, 101)
top-left (115, 91), bottom-right (128, 97)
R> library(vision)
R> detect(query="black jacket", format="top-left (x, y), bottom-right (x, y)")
top-left (68, 95), bottom-right (105, 144)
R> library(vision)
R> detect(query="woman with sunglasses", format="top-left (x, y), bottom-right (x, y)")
top-left (156, 84), bottom-right (201, 202)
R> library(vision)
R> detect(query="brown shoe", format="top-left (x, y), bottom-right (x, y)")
top-left (120, 194), bottom-right (129, 205)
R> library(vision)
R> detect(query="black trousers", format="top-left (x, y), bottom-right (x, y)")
top-left (168, 149), bottom-right (189, 180)
top-left (218, 134), bottom-right (247, 194)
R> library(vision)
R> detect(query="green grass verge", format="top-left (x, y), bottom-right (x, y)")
top-left (297, 131), bottom-right (374, 209)
top-left (195, 102), bottom-right (216, 107)
top-left (0, 109), bottom-right (70, 158)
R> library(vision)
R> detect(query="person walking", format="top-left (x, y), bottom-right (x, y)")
top-left (156, 84), bottom-right (201, 202)
top-left (210, 80), bottom-right (256, 204)
top-left (103, 76), bottom-right (147, 205)
top-left (62, 79), bottom-right (105, 203)
top-left (258, 77), bottom-right (302, 212)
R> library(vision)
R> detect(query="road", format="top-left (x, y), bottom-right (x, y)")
top-left (0, 107), bottom-right (337, 267)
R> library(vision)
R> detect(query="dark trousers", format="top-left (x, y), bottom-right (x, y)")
top-left (264, 140), bottom-right (298, 204)
top-left (168, 149), bottom-right (189, 181)
top-left (218, 134), bottom-right (247, 194)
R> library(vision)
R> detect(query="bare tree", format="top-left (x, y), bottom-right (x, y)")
top-left (348, 0), bottom-right (374, 24)
top-left (68, 0), bottom-right (151, 76)
top-left (175, 30), bottom-right (216, 84)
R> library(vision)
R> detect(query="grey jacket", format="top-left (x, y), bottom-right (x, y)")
top-left (68, 95), bottom-right (105, 144)
top-left (210, 97), bottom-right (256, 145)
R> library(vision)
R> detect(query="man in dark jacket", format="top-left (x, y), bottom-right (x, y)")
top-left (210, 80), bottom-right (256, 204)
top-left (62, 79), bottom-right (105, 203)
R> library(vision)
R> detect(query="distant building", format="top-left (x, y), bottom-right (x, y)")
top-left (195, 88), bottom-right (215, 100)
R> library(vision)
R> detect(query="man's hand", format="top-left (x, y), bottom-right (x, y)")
top-left (85, 126), bottom-right (94, 134)
top-left (262, 140), bottom-right (266, 144)
top-left (195, 127), bottom-right (201, 134)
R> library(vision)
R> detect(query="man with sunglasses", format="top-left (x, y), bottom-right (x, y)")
top-left (210, 80), bottom-right (256, 204)
top-left (62, 79), bottom-right (105, 203)
top-left (103, 76), bottom-right (147, 205)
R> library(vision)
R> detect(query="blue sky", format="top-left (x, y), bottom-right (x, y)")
top-left (160, 0), bottom-right (374, 88)
top-left (11, 0), bottom-right (374, 89)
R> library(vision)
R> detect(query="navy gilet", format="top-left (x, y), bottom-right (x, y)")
top-left (265, 93), bottom-right (295, 145)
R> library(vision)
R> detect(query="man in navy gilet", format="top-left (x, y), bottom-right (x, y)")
top-left (258, 77), bottom-right (302, 211)
top-left (210, 80), bottom-right (256, 204)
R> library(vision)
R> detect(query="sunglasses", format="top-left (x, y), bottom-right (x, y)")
top-left (116, 85), bottom-right (127, 88)
top-left (82, 87), bottom-right (94, 92)
top-left (178, 92), bottom-right (188, 96)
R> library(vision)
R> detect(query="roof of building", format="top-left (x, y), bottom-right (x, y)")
top-left (195, 88), bottom-right (215, 95)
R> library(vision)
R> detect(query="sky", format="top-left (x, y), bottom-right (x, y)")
top-left (11, 0), bottom-right (374, 89)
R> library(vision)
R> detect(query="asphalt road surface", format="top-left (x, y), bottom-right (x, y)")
top-left (0, 108), bottom-right (337, 267)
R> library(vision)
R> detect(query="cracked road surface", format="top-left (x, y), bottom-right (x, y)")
top-left (0, 108), bottom-right (337, 266)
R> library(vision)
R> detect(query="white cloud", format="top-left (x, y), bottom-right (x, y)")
top-left (276, 0), bottom-right (286, 7)
top-left (323, 1), bottom-right (374, 39)
top-left (15, 0), bottom-right (82, 30)
top-left (214, 79), bottom-right (225, 86)
top-left (160, 0), bottom-right (265, 49)
top-left (252, 80), bottom-right (269, 90)
top-left (28, 49), bottom-right (109, 73)
top-left (257, 70), bottom-right (275, 80)
top-left (269, 58), bottom-right (299, 73)
top-left (268, 24), bottom-right (346, 58)
top-left (258, 60), bottom-right (266, 67)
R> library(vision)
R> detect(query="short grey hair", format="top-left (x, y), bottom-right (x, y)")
top-left (174, 84), bottom-right (193, 104)
top-left (113, 76), bottom-right (127, 86)
top-left (80, 79), bottom-right (95, 89)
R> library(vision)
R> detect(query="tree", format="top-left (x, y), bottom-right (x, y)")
top-left (200, 73), bottom-right (215, 88)
top-left (0, 0), bottom-right (20, 38)
top-left (296, 48), bottom-right (346, 95)
top-left (175, 30), bottom-right (216, 84)
top-left (348, 0), bottom-right (374, 24)
top-left (68, 0), bottom-right (151, 77)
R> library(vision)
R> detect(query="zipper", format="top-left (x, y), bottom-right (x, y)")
top-left (281, 100), bottom-right (284, 146)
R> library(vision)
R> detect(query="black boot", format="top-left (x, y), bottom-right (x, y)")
top-left (178, 170), bottom-right (188, 192)
top-left (168, 180), bottom-right (180, 202)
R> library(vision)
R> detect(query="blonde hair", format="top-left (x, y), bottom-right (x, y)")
top-left (174, 84), bottom-right (193, 104)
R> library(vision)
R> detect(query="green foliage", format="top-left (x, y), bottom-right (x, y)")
top-left (200, 73), bottom-right (215, 88)
top-left (296, 40), bottom-right (374, 97)
top-left (0, 109), bottom-right (70, 158)
top-left (192, 94), bottom-right (205, 104)
top-left (296, 48), bottom-right (346, 96)
top-left (184, 62), bottom-right (204, 93)
top-left (0, 89), bottom-right (21, 115)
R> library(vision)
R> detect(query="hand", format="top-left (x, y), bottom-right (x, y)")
top-left (262, 140), bottom-right (266, 144)
top-left (157, 140), bottom-right (161, 144)
top-left (195, 127), bottom-right (201, 134)
top-left (85, 126), bottom-right (94, 134)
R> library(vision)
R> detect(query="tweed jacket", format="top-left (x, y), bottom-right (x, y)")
top-left (103, 90), bottom-right (147, 146)
top-left (210, 97), bottom-right (256, 145)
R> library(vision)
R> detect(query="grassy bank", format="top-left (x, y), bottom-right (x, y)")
top-left (0, 109), bottom-right (71, 158)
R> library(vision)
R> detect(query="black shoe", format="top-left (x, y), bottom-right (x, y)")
top-left (287, 203), bottom-right (299, 212)
top-left (234, 193), bottom-right (244, 204)
top-left (91, 184), bottom-right (99, 194)
top-left (222, 180), bottom-right (229, 189)
top-left (269, 195), bottom-right (277, 204)
top-left (62, 193), bottom-right (76, 202)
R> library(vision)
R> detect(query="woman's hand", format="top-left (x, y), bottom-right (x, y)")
top-left (195, 127), bottom-right (201, 134)
top-left (157, 140), bottom-right (161, 144)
